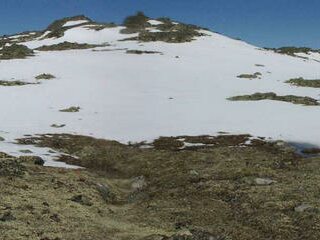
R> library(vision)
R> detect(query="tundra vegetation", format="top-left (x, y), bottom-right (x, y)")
top-left (120, 12), bottom-right (206, 43)
top-left (228, 92), bottom-right (319, 106)
top-left (36, 42), bottom-right (101, 51)
top-left (0, 44), bottom-right (34, 59)
top-left (0, 80), bottom-right (36, 86)
top-left (237, 72), bottom-right (262, 79)
top-left (35, 73), bottom-right (56, 80)
top-left (4, 133), bottom-right (318, 239)
top-left (59, 106), bottom-right (81, 112)
top-left (286, 77), bottom-right (320, 88)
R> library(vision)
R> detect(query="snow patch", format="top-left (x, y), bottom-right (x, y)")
top-left (148, 20), bottom-right (163, 26)
top-left (62, 20), bottom-right (89, 27)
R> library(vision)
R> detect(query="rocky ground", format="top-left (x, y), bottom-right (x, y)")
top-left (0, 134), bottom-right (319, 239)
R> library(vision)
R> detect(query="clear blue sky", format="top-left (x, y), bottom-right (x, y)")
top-left (1, 0), bottom-right (319, 48)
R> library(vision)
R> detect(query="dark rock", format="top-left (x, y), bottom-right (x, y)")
top-left (294, 203), bottom-right (315, 213)
top-left (50, 214), bottom-right (61, 222)
top-left (131, 176), bottom-right (147, 191)
top-left (0, 211), bottom-right (16, 222)
top-left (70, 194), bottom-right (93, 206)
top-left (96, 184), bottom-right (116, 203)
top-left (34, 156), bottom-right (45, 166)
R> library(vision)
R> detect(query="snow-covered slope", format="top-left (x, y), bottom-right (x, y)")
top-left (1, 15), bottom-right (320, 166)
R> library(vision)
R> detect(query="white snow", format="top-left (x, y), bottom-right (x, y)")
top-left (24, 26), bottom-right (136, 49)
top-left (295, 52), bottom-right (320, 62)
top-left (148, 20), bottom-right (163, 26)
top-left (8, 34), bottom-right (30, 39)
top-left (1, 25), bottom-right (320, 167)
top-left (62, 20), bottom-right (89, 27)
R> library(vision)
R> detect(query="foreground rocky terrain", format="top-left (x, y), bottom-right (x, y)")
top-left (0, 134), bottom-right (319, 239)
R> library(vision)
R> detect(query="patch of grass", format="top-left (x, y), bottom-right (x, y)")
top-left (0, 44), bottom-right (34, 59)
top-left (0, 80), bottom-right (36, 86)
top-left (35, 73), bottom-right (56, 80)
top-left (286, 77), bottom-right (320, 88)
top-left (228, 92), bottom-right (319, 106)
top-left (126, 50), bottom-right (162, 55)
top-left (51, 124), bottom-right (66, 128)
top-left (59, 106), bottom-right (80, 112)
top-left (237, 72), bottom-right (262, 79)
top-left (36, 41), bottom-right (101, 51)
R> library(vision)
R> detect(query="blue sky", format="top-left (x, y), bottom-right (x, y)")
top-left (1, 0), bottom-right (319, 48)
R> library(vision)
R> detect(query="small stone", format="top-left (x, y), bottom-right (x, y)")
top-left (0, 136), bottom-right (5, 141)
top-left (50, 214), bottom-right (61, 222)
top-left (255, 178), bottom-right (276, 186)
top-left (295, 204), bottom-right (314, 213)
top-left (131, 176), bottom-right (147, 192)
top-left (189, 170), bottom-right (199, 176)
top-left (70, 194), bottom-right (93, 206)
top-left (96, 184), bottom-right (116, 203)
